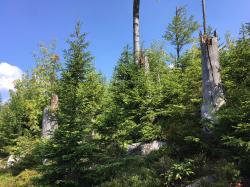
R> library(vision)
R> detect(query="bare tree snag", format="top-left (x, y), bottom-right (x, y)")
top-left (42, 55), bottom-right (59, 138)
top-left (144, 55), bottom-right (149, 74)
top-left (42, 94), bottom-right (58, 138)
top-left (200, 33), bottom-right (225, 126)
top-left (139, 49), bottom-right (150, 74)
top-left (202, 0), bottom-right (207, 35)
top-left (133, 0), bottom-right (140, 64)
top-left (50, 94), bottom-right (58, 112)
top-left (200, 0), bottom-right (225, 133)
top-left (133, 0), bottom-right (149, 73)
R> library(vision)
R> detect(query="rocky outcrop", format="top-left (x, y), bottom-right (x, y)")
top-left (7, 155), bottom-right (21, 168)
top-left (186, 175), bottom-right (217, 187)
top-left (127, 140), bottom-right (167, 156)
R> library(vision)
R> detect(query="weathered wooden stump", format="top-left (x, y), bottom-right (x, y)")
top-left (41, 94), bottom-right (58, 138)
top-left (200, 33), bottom-right (225, 131)
top-left (50, 94), bottom-right (58, 111)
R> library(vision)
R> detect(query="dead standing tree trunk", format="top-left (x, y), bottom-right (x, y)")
top-left (41, 55), bottom-right (59, 138)
top-left (200, 34), bottom-right (225, 120)
top-left (133, 0), bottom-right (140, 64)
top-left (200, 0), bottom-right (225, 132)
top-left (42, 94), bottom-right (58, 138)
top-left (133, 0), bottom-right (149, 73)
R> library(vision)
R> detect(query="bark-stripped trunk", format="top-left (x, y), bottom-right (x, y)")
top-left (176, 46), bottom-right (180, 61)
top-left (175, 7), bottom-right (180, 61)
top-left (200, 33), bottom-right (225, 129)
top-left (41, 55), bottom-right (59, 138)
top-left (200, 0), bottom-right (225, 133)
top-left (133, 0), bottom-right (140, 64)
top-left (139, 50), bottom-right (149, 74)
top-left (133, 0), bottom-right (149, 73)
top-left (42, 94), bottom-right (58, 138)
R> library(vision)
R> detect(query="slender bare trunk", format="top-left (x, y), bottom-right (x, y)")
top-left (175, 7), bottom-right (180, 61)
top-left (133, 0), bottom-right (140, 63)
top-left (176, 46), bottom-right (180, 60)
top-left (202, 0), bottom-right (207, 34)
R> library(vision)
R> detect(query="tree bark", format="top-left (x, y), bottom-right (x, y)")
top-left (202, 0), bottom-right (207, 34)
top-left (133, 0), bottom-right (140, 64)
top-left (42, 94), bottom-right (58, 138)
top-left (177, 46), bottom-right (180, 61)
top-left (200, 34), bottom-right (225, 127)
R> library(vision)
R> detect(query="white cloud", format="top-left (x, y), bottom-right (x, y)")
top-left (0, 62), bottom-right (23, 90)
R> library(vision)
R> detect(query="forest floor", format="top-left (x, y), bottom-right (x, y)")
top-left (0, 157), bottom-right (42, 187)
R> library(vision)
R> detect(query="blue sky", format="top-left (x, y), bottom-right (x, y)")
top-left (0, 0), bottom-right (250, 101)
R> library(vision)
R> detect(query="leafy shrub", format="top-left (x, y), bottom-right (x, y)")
top-left (214, 161), bottom-right (240, 183)
top-left (99, 167), bottom-right (161, 187)
top-left (8, 137), bottom-right (44, 175)
top-left (0, 172), bottom-right (16, 187)
top-left (161, 159), bottom-right (195, 186)
top-left (15, 169), bottom-right (41, 187)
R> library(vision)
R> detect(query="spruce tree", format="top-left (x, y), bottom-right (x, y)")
top-left (98, 46), bottom-right (169, 145)
top-left (216, 33), bottom-right (250, 177)
top-left (239, 22), bottom-right (250, 40)
top-left (41, 22), bottom-right (104, 186)
top-left (163, 6), bottom-right (199, 63)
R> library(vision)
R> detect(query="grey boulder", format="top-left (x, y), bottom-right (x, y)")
top-left (127, 140), bottom-right (166, 156)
